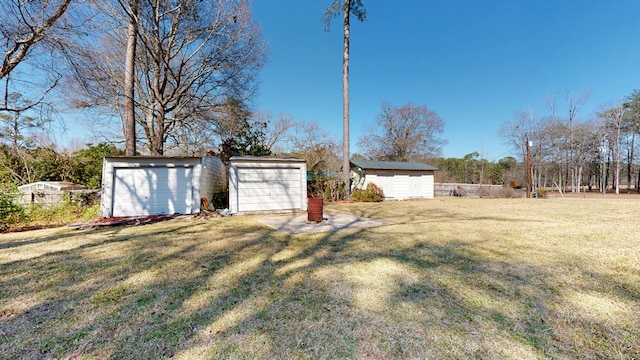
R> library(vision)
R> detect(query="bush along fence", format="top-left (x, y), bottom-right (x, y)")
top-left (435, 183), bottom-right (524, 198)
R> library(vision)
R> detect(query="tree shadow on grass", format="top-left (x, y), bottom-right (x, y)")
top-left (0, 204), bottom-right (638, 359)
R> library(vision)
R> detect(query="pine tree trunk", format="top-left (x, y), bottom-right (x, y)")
top-left (341, 0), bottom-right (351, 199)
top-left (124, 0), bottom-right (138, 156)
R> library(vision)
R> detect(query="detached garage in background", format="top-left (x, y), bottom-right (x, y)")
top-left (101, 156), bottom-right (225, 217)
top-left (228, 156), bottom-right (307, 214)
top-left (351, 159), bottom-right (438, 200)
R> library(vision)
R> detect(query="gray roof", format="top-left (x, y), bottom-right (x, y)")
top-left (351, 159), bottom-right (439, 171)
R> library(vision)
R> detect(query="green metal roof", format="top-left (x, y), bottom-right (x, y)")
top-left (351, 159), bottom-right (439, 171)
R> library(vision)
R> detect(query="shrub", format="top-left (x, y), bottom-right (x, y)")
top-left (307, 173), bottom-right (345, 202)
top-left (0, 187), bottom-right (26, 232)
top-left (352, 183), bottom-right (385, 202)
top-left (535, 189), bottom-right (549, 198)
top-left (479, 186), bottom-right (523, 199)
top-left (26, 196), bottom-right (88, 224)
top-left (7, 194), bottom-right (100, 232)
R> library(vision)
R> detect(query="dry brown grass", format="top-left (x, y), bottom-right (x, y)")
top-left (1, 197), bottom-right (639, 359)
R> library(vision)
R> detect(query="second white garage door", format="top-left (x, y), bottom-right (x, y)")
top-left (236, 167), bottom-right (302, 212)
top-left (112, 167), bottom-right (194, 217)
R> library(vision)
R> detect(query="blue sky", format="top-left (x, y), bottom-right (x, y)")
top-left (250, 0), bottom-right (640, 161)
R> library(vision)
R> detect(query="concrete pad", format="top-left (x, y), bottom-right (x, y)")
top-left (253, 212), bottom-right (388, 235)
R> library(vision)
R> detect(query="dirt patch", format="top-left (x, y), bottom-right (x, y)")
top-left (253, 212), bottom-right (388, 235)
top-left (3, 223), bottom-right (67, 233)
top-left (67, 215), bottom-right (176, 229)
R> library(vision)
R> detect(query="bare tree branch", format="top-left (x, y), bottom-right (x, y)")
top-left (0, 0), bottom-right (73, 80)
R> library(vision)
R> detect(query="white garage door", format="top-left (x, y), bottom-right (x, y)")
top-left (112, 167), bottom-right (193, 217)
top-left (236, 167), bottom-right (301, 212)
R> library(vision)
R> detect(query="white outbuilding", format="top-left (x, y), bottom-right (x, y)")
top-left (100, 156), bottom-right (225, 217)
top-left (351, 159), bottom-right (438, 200)
top-left (228, 156), bottom-right (307, 214)
top-left (18, 181), bottom-right (87, 206)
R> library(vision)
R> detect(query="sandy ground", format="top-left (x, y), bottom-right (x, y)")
top-left (253, 212), bottom-right (388, 235)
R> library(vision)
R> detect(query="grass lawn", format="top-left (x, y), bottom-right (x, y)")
top-left (1, 197), bottom-right (639, 359)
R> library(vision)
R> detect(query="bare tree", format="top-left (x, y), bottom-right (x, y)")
top-left (358, 101), bottom-right (446, 161)
top-left (287, 121), bottom-right (341, 172)
top-left (499, 108), bottom-right (548, 191)
top-left (547, 89), bottom-right (589, 192)
top-left (251, 111), bottom-right (294, 153)
top-left (323, 0), bottom-right (366, 199)
top-left (623, 90), bottom-right (640, 193)
top-left (598, 104), bottom-right (626, 194)
top-left (69, 0), bottom-right (267, 155)
top-left (565, 89), bottom-right (589, 192)
top-left (572, 120), bottom-right (600, 192)
top-left (136, 0), bottom-right (267, 155)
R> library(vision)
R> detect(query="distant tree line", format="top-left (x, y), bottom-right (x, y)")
top-left (436, 153), bottom-right (520, 186)
top-left (499, 90), bottom-right (640, 194)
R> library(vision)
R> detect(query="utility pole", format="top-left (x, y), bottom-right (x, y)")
top-left (600, 141), bottom-right (606, 196)
top-left (526, 135), bottom-right (532, 198)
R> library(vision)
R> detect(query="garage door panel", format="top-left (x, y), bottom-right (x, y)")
top-left (238, 194), bottom-right (301, 205)
top-left (237, 170), bottom-right (300, 182)
top-left (112, 167), bottom-right (193, 217)
top-left (237, 184), bottom-right (300, 196)
top-left (235, 167), bottom-right (302, 212)
top-left (239, 199), bottom-right (301, 212)
top-left (236, 179), bottom-right (300, 189)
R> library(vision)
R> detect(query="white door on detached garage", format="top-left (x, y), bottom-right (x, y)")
top-left (236, 167), bottom-right (302, 212)
top-left (375, 174), bottom-right (395, 198)
top-left (409, 175), bottom-right (423, 197)
top-left (112, 167), bottom-right (193, 217)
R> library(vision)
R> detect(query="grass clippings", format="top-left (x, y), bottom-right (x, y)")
top-left (1, 197), bottom-right (639, 359)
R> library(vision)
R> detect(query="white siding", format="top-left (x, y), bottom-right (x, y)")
top-left (424, 173), bottom-right (434, 199)
top-left (366, 174), bottom-right (377, 187)
top-left (359, 170), bottom-right (435, 200)
top-left (199, 157), bottom-right (226, 210)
